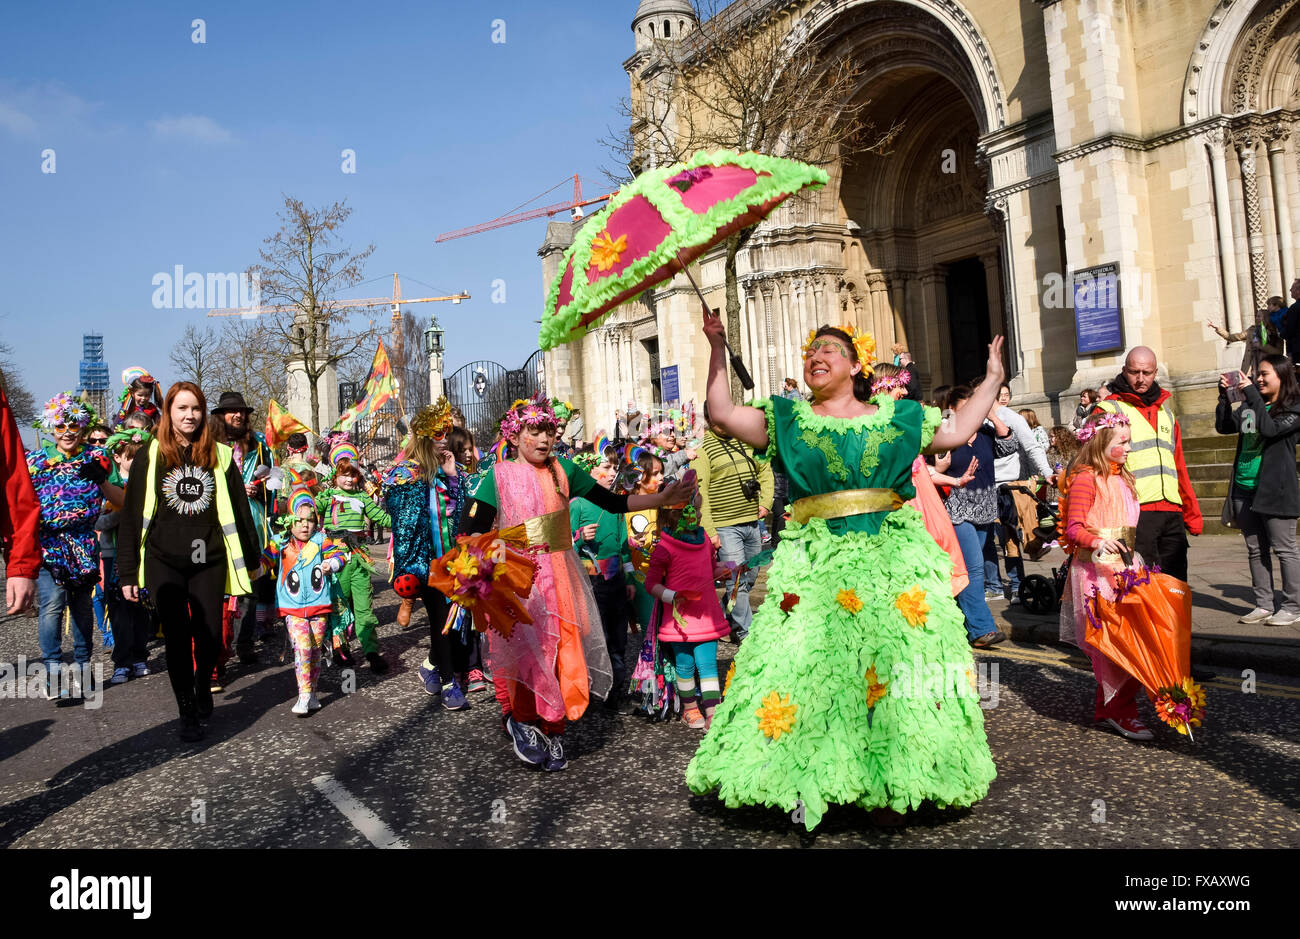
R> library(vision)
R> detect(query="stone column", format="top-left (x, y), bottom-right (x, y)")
top-left (920, 270), bottom-right (949, 385)
top-left (889, 274), bottom-right (908, 349)
top-left (866, 272), bottom-right (889, 351)
top-left (777, 279), bottom-right (794, 387)
top-left (1237, 132), bottom-right (1270, 316)
top-left (743, 286), bottom-right (762, 393)
top-left (760, 280), bottom-right (778, 396)
top-left (1266, 125), bottom-right (1296, 292)
top-left (811, 275), bottom-right (827, 326)
top-left (979, 246), bottom-right (1003, 357)
top-left (1207, 126), bottom-right (1244, 334)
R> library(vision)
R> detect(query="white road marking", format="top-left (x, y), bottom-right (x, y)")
top-left (311, 774), bottom-right (409, 848)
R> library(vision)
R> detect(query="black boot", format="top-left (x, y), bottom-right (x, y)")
top-left (366, 651), bottom-right (389, 674)
top-left (194, 678), bottom-right (214, 719)
top-left (179, 715), bottom-right (204, 742)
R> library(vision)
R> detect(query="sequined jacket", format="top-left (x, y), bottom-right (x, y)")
top-left (382, 461), bottom-right (468, 579)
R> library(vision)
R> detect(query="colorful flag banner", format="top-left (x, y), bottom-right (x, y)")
top-left (333, 341), bottom-right (395, 432)
top-left (264, 399), bottom-right (311, 449)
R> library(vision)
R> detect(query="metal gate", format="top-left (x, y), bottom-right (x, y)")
top-left (446, 353), bottom-right (546, 447)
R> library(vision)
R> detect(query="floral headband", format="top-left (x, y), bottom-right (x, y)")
top-left (802, 324), bottom-right (877, 375)
top-left (1076, 412), bottom-right (1129, 443)
top-left (870, 370), bottom-right (911, 395)
top-left (37, 392), bottom-right (98, 430)
top-left (500, 394), bottom-right (557, 439)
top-left (103, 427), bottom-right (153, 452)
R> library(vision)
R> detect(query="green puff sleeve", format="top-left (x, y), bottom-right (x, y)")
top-left (747, 397), bottom-right (779, 465)
top-left (920, 404), bottom-right (942, 452)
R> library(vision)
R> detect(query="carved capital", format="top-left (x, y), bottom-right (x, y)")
top-left (1205, 124), bottom-right (1232, 150)
top-left (1264, 123), bottom-right (1291, 151)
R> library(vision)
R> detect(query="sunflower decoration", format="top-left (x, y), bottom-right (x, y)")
top-left (756, 691), bottom-right (797, 740)
top-left (836, 588), bottom-right (863, 614)
top-left (801, 324), bottom-right (877, 375)
top-left (412, 396), bottom-right (454, 440)
top-left (724, 660), bottom-right (736, 696)
top-left (865, 666), bottom-right (889, 709)
top-left (1152, 677), bottom-right (1206, 736)
top-left (895, 585), bottom-right (929, 628)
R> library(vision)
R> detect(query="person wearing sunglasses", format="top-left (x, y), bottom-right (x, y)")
top-left (26, 394), bottom-right (124, 699)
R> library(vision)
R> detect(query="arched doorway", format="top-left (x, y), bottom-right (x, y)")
top-left (818, 1), bottom-right (1006, 392)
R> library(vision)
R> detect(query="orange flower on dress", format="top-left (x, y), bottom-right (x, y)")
top-left (724, 661), bottom-right (736, 696)
top-left (865, 666), bottom-right (889, 709)
top-left (755, 691), bottom-right (797, 740)
top-left (836, 589), bottom-right (863, 614)
top-left (590, 231), bottom-right (628, 272)
top-left (895, 585), bottom-right (929, 627)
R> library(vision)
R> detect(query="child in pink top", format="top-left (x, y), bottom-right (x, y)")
top-left (645, 494), bottom-right (730, 729)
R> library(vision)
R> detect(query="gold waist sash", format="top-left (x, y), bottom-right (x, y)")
top-left (790, 488), bottom-right (904, 526)
top-left (1078, 526), bottom-right (1136, 563)
top-left (522, 508), bottom-right (573, 554)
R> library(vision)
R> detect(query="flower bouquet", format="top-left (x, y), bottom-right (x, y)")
top-left (423, 530), bottom-right (537, 639)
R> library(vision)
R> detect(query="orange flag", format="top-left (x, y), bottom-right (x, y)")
top-left (264, 399), bottom-right (311, 449)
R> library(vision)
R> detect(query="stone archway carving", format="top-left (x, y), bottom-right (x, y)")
top-left (790, 0), bottom-right (1007, 133)
top-left (1183, 0), bottom-right (1300, 123)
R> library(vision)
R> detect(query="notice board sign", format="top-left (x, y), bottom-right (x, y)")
top-left (660, 365), bottom-right (679, 404)
top-left (1073, 263), bottom-right (1123, 356)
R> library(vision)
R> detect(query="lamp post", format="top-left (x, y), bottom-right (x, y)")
top-left (424, 318), bottom-right (445, 402)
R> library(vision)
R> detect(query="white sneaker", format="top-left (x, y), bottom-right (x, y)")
top-left (307, 693), bottom-right (321, 711)
top-left (291, 694), bottom-right (312, 716)
top-left (1265, 609), bottom-right (1300, 627)
top-left (132, 661), bottom-right (149, 678)
top-left (110, 667), bottom-right (131, 685)
top-left (1239, 607), bottom-right (1273, 624)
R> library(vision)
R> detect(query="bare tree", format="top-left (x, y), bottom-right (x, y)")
top-left (248, 197), bottom-right (377, 431)
top-left (168, 322), bottom-right (221, 396)
top-left (604, 0), bottom-right (901, 398)
top-left (0, 337), bottom-right (36, 425)
top-left (207, 318), bottom-right (290, 420)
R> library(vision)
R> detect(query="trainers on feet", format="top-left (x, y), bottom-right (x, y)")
top-left (970, 629), bottom-right (1007, 648)
top-left (132, 661), bottom-right (149, 678)
top-left (1265, 609), bottom-right (1300, 627)
top-left (307, 693), bottom-right (321, 711)
top-left (1101, 716), bottom-right (1153, 741)
top-left (442, 680), bottom-right (469, 711)
top-left (291, 694), bottom-right (312, 716)
top-left (466, 668), bottom-right (487, 693)
top-left (366, 652), bottom-right (389, 675)
top-left (110, 667), bottom-right (131, 685)
top-left (984, 587), bottom-right (1003, 600)
top-left (682, 704), bottom-right (706, 729)
top-left (1239, 607), bottom-right (1273, 624)
top-left (506, 717), bottom-right (548, 765)
top-left (542, 734), bottom-right (567, 771)
top-left (417, 663), bottom-right (442, 697)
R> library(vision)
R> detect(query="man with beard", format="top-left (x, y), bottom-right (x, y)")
top-left (209, 392), bottom-right (276, 671)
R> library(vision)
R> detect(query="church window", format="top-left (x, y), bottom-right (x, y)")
top-left (664, 20), bottom-right (671, 37)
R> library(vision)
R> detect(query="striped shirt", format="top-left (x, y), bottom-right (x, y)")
top-left (691, 432), bottom-right (773, 537)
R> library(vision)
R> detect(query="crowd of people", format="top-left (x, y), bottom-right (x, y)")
top-left (2, 278), bottom-right (1299, 826)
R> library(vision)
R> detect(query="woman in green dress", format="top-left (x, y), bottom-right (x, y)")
top-left (686, 309), bottom-right (1004, 829)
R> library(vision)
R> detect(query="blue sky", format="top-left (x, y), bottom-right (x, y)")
top-left (1, 0), bottom-right (641, 441)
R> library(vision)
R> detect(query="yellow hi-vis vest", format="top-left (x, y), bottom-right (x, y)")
top-left (1096, 399), bottom-right (1182, 506)
top-left (137, 439), bottom-right (253, 596)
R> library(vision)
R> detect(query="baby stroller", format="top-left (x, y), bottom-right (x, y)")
top-left (1004, 483), bottom-right (1067, 613)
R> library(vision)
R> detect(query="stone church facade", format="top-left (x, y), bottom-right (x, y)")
top-left (542, 0), bottom-right (1300, 435)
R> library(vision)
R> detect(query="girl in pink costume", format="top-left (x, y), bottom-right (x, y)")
top-left (1058, 410), bottom-right (1151, 741)
top-left (644, 492), bottom-right (731, 729)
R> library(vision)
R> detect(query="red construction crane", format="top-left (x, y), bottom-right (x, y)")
top-left (435, 174), bottom-right (615, 243)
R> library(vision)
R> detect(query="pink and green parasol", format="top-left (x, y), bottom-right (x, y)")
top-left (539, 150), bottom-right (828, 356)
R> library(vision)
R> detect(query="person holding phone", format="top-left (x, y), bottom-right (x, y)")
top-left (1216, 355), bottom-right (1300, 626)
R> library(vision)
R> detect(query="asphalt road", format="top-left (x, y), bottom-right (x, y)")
top-left (2, 568), bottom-right (1298, 849)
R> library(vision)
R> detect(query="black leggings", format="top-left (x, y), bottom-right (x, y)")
top-left (418, 585), bottom-right (469, 679)
top-left (147, 554), bottom-right (225, 718)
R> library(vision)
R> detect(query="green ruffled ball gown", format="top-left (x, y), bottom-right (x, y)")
top-left (686, 395), bottom-right (996, 829)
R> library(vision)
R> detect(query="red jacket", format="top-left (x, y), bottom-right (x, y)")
top-left (1, 388), bottom-right (41, 578)
top-left (1103, 387), bottom-right (1203, 535)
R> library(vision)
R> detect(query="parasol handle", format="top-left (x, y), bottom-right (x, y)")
top-left (676, 252), bottom-right (756, 391)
